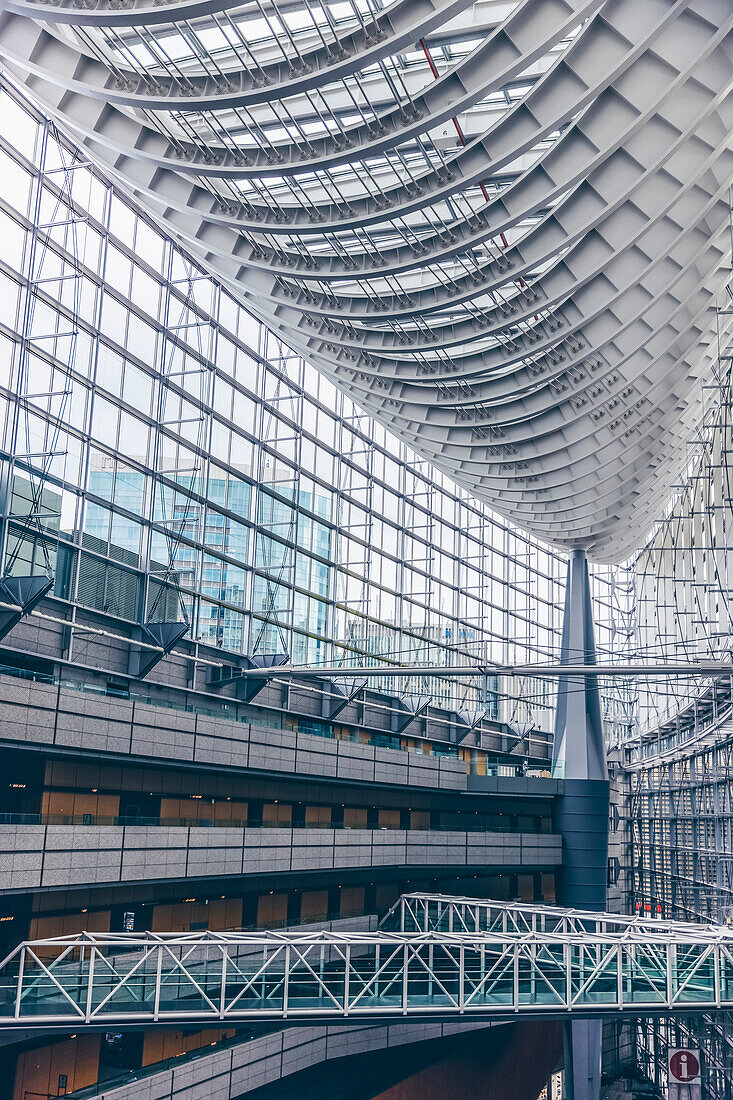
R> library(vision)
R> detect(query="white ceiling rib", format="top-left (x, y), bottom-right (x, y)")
top-left (2, 0), bottom-right (732, 562)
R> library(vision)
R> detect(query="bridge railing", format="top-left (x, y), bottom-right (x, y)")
top-left (382, 892), bottom-right (707, 937)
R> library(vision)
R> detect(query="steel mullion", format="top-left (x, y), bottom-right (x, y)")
top-left (84, 946), bottom-right (96, 1024)
top-left (14, 947), bottom-right (25, 1021)
top-left (513, 942), bottom-right (519, 1013)
top-left (154, 945), bottom-right (163, 1022)
top-left (565, 941), bottom-right (572, 1011)
top-left (283, 943), bottom-right (290, 1018)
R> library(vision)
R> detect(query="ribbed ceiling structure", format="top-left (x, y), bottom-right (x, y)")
top-left (2, 0), bottom-right (733, 561)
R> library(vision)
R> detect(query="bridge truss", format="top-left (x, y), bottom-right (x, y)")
top-left (1, 895), bottom-right (733, 1030)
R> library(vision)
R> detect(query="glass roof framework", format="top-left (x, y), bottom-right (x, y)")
top-left (0, 79), bottom-right (633, 740)
top-left (3, 0), bottom-right (732, 562)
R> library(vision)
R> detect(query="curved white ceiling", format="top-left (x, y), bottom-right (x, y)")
top-left (2, 0), bottom-right (733, 562)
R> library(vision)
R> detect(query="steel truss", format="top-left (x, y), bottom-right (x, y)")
top-left (621, 292), bottom-right (733, 1099)
top-left (627, 721), bottom-right (733, 1091)
top-left (3, 895), bottom-right (733, 1029)
top-left (629, 680), bottom-right (733, 925)
top-left (3, 1), bottom-right (732, 561)
top-left (0, 77), bottom-right (615, 739)
top-left (384, 892), bottom-right (702, 937)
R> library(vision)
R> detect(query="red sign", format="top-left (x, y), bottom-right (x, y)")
top-left (669, 1050), bottom-right (700, 1083)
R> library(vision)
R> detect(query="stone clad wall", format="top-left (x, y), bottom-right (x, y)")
top-left (0, 675), bottom-right (468, 791)
top-left (83, 1020), bottom-right (493, 1100)
top-left (0, 824), bottom-right (561, 892)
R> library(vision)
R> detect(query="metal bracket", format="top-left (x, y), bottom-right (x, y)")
top-left (129, 620), bottom-right (189, 680)
top-left (0, 574), bottom-right (54, 641)
top-left (451, 707), bottom-right (486, 743)
top-left (507, 721), bottom-right (535, 755)
top-left (322, 676), bottom-right (368, 721)
top-left (392, 693), bottom-right (431, 734)
top-left (207, 653), bottom-right (289, 704)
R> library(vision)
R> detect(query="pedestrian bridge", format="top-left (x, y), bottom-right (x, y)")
top-left (1, 894), bottom-right (731, 1030)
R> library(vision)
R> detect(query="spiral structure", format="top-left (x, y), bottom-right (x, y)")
top-left (2, 0), bottom-right (733, 561)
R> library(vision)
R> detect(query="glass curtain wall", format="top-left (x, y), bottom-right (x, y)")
top-left (626, 362), bottom-right (733, 739)
top-left (0, 78), bottom-right (623, 734)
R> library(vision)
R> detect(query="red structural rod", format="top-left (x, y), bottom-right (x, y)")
top-left (416, 36), bottom-right (490, 207)
top-left (418, 39), bottom-right (534, 299)
top-left (419, 38), bottom-right (492, 207)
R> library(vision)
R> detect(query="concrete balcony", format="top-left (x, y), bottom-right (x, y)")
top-left (0, 673), bottom-right (560, 797)
top-left (0, 675), bottom-right (469, 792)
top-left (0, 824), bottom-right (561, 893)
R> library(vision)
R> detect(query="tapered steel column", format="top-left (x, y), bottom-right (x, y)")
top-left (552, 550), bottom-right (610, 1100)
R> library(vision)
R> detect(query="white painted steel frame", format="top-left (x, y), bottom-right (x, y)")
top-left (1, 79), bottom-right (625, 731)
top-left (629, 683), bottom-right (733, 924)
top-left (3, 0), bottom-right (731, 561)
top-left (2, 896), bottom-right (733, 1028)
top-left (385, 892), bottom-right (716, 936)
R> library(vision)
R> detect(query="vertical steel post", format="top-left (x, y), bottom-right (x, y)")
top-left (84, 947), bottom-right (95, 1023)
top-left (553, 550), bottom-right (610, 1100)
